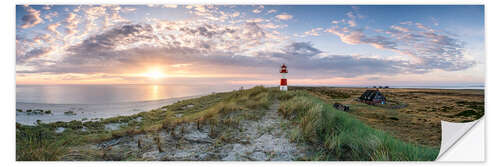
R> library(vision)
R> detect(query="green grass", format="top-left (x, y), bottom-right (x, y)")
top-left (17, 87), bottom-right (439, 161)
top-left (16, 123), bottom-right (73, 161)
top-left (16, 86), bottom-right (275, 161)
top-left (278, 90), bottom-right (439, 161)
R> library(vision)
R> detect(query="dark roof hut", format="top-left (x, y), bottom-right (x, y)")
top-left (359, 89), bottom-right (386, 104)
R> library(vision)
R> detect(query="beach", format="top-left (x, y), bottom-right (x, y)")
top-left (16, 84), bottom-right (245, 125)
top-left (16, 95), bottom-right (202, 125)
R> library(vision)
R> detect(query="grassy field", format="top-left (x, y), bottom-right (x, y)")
top-left (16, 86), bottom-right (452, 161)
top-left (16, 86), bottom-right (276, 161)
top-left (292, 86), bottom-right (484, 146)
top-left (277, 90), bottom-right (439, 161)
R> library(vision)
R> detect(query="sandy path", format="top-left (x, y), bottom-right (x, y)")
top-left (65, 100), bottom-right (307, 161)
top-left (220, 101), bottom-right (307, 161)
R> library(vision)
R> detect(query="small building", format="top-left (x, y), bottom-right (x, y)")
top-left (359, 89), bottom-right (386, 105)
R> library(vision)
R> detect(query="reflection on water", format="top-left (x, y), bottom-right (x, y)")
top-left (16, 84), bottom-right (244, 104)
top-left (151, 85), bottom-right (159, 100)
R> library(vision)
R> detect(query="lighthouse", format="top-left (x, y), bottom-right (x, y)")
top-left (280, 64), bottom-right (288, 91)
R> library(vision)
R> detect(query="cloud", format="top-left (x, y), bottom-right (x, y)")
top-left (17, 21), bottom-right (406, 79)
top-left (64, 12), bottom-right (79, 37)
top-left (47, 23), bottom-right (61, 36)
top-left (20, 6), bottom-right (43, 29)
top-left (326, 10), bottom-right (475, 72)
top-left (267, 9), bottom-right (277, 14)
top-left (17, 47), bottom-right (53, 64)
top-left (162, 5), bottom-right (178, 8)
top-left (231, 12), bottom-right (240, 17)
top-left (16, 6), bottom-right (479, 83)
top-left (33, 34), bottom-right (54, 44)
top-left (246, 18), bottom-right (265, 23)
top-left (83, 6), bottom-right (108, 32)
top-left (275, 13), bottom-right (293, 20)
top-left (68, 24), bottom-right (154, 53)
top-left (15, 21), bottom-right (274, 75)
top-left (390, 25), bottom-right (409, 33)
top-left (297, 28), bottom-right (323, 37)
top-left (42, 5), bottom-right (51, 10)
top-left (43, 11), bottom-right (58, 22)
top-left (252, 5), bottom-right (264, 14)
top-left (326, 28), bottom-right (397, 50)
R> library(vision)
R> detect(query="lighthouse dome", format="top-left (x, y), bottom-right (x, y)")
top-left (280, 64), bottom-right (288, 73)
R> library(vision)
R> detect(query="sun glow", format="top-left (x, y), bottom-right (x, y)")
top-left (143, 68), bottom-right (167, 79)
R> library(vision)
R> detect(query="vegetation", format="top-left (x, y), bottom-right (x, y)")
top-left (298, 87), bottom-right (483, 146)
top-left (16, 123), bottom-right (72, 160)
top-left (294, 86), bottom-right (351, 99)
top-left (278, 90), bottom-right (439, 161)
top-left (16, 86), bottom-right (275, 161)
top-left (17, 86), bottom-right (451, 161)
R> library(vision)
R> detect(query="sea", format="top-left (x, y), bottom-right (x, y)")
top-left (16, 84), bottom-right (245, 125)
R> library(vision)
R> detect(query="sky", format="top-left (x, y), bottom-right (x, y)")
top-left (15, 5), bottom-right (485, 86)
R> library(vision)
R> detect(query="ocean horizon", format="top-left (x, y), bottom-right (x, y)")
top-left (17, 84), bottom-right (484, 105)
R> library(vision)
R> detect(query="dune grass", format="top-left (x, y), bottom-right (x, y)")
top-left (16, 86), bottom-right (274, 161)
top-left (278, 90), bottom-right (439, 161)
top-left (16, 86), bottom-right (439, 161)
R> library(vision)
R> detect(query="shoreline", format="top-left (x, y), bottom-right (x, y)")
top-left (15, 87), bottom-right (483, 126)
top-left (16, 94), bottom-right (207, 125)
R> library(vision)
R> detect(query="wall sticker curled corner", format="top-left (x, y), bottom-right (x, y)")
top-left (437, 118), bottom-right (483, 160)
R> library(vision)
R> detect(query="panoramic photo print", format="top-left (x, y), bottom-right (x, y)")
top-left (16, 5), bottom-right (484, 161)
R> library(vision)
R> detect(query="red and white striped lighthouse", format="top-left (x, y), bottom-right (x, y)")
top-left (280, 64), bottom-right (288, 91)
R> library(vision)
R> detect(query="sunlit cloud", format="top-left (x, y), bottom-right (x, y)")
top-left (275, 13), bottom-right (293, 20)
top-left (20, 6), bottom-right (43, 29)
top-left (15, 5), bottom-right (484, 86)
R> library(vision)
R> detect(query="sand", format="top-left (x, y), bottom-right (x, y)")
top-left (16, 95), bottom-right (203, 125)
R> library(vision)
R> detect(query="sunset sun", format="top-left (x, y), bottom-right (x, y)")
top-left (143, 68), bottom-right (166, 79)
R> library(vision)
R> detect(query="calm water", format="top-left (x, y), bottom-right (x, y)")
top-left (16, 84), bottom-right (245, 125)
top-left (16, 84), bottom-right (244, 104)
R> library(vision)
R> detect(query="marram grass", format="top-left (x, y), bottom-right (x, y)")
top-left (278, 90), bottom-right (439, 161)
top-left (16, 86), bottom-right (274, 161)
top-left (16, 87), bottom-right (438, 161)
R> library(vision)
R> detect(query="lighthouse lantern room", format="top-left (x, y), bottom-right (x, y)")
top-left (280, 64), bottom-right (288, 91)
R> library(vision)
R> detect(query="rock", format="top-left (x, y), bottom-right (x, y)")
top-left (55, 127), bottom-right (65, 133)
top-left (270, 152), bottom-right (293, 161)
top-left (255, 134), bottom-right (275, 152)
top-left (250, 151), bottom-right (267, 161)
top-left (98, 138), bottom-right (121, 149)
top-left (64, 110), bottom-right (76, 115)
top-left (142, 150), bottom-right (167, 160)
top-left (222, 152), bottom-right (248, 161)
top-left (181, 104), bottom-right (195, 110)
top-left (172, 150), bottom-right (191, 159)
top-left (105, 123), bottom-right (127, 131)
top-left (184, 130), bottom-right (213, 143)
top-left (221, 144), bottom-right (256, 160)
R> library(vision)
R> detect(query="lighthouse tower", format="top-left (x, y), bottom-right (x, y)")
top-left (280, 64), bottom-right (288, 91)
